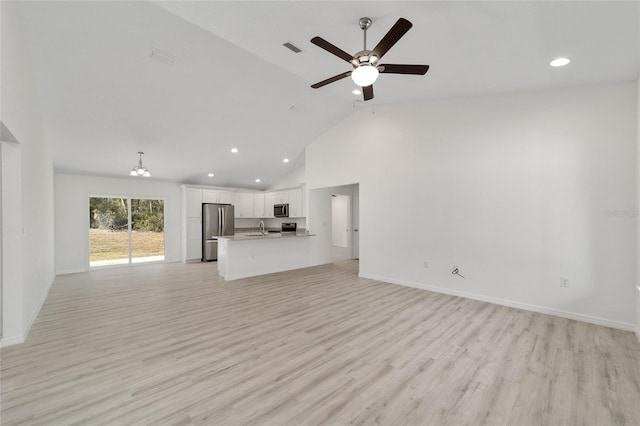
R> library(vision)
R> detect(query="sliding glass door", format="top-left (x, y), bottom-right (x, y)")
top-left (89, 197), bottom-right (164, 267)
top-left (131, 199), bottom-right (165, 263)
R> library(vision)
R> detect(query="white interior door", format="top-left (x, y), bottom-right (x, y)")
top-left (331, 195), bottom-right (349, 248)
top-left (352, 195), bottom-right (359, 259)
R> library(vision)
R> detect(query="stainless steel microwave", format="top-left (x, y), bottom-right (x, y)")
top-left (274, 203), bottom-right (289, 217)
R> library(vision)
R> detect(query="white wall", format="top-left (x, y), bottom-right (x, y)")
top-left (268, 166), bottom-right (305, 191)
top-left (636, 75), bottom-right (640, 339)
top-left (307, 82), bottom-right (638, 330)
top-left (1, 2), bottom-right (56, 346)
top-left (55, 174), bottom-right (181, 273)
top-left (306, 187), bottom-right (333, 266)
top-left (636, 286), bottom-right (640, 342)
top-left (1, 143), bottom-right (23, 343)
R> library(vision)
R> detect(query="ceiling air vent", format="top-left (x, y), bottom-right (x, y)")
top-left (149, 47), bottom-right (176, 65)
top-left (282, 41), bottom-right (302, 53)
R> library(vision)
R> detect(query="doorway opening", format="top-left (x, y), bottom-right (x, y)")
top-left (331, 195), bottom-right (351, 261)
top-left (329, 184), bottom-right (359, 263)
top-left (89, 197), bottom-right (165, 267)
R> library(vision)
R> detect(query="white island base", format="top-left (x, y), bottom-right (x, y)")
top-left (217, 234), bottom-right (316, 281)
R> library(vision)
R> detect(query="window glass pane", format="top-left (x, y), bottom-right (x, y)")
top-left (131, 199), bottom-right (165, 263)
top-left (89, 197), bottom-right (129, 266)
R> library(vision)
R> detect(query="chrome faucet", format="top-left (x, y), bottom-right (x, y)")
top-left (259, 220), bottom-right (265, 236)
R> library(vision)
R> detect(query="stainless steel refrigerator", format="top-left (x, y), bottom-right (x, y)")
top-left (202, 203), bottom-right (235, 261)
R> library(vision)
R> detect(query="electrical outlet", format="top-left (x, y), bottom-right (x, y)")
top-left (423, 261), bottom-right (429, 269)
top-left (560, 277), bottom-right (569, 287)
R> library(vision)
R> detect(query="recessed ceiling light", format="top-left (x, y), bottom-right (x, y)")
top-left (283, 158), bottom-right (289, 163)
top-left (231, 148), bottom-right (238, 153)
top-left (549, 57), bottom-right (571, 67)
top-left (255, 178), bottom-right (261, 183)
top-left (207, 173), bottom-right (214, 177)
top-left (352, 89), bottom-right (362, 95)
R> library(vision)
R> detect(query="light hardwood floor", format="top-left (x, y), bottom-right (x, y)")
top-left (1, 261), bottom-right (639, 425)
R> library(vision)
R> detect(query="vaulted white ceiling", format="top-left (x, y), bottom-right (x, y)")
top-left (15, 1), bottom-right (640, 189)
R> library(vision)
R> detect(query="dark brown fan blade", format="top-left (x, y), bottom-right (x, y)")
top-left (379, 64), bottom-right (429, 75)
top-left (311, 71), bottom-right (352, 89)
top-left (363, 85), bottom-right (374, 101)
top-left (371, 18), bottom-right (413, 61)
top-left (311, 37), bottom-right (354, 63)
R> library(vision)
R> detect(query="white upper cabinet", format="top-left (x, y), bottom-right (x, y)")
top-left (233, 192), bottom-right (255, 218)
top-left (232, 193), bottom-right (242, 218)
top-left (241, 193), bottom-right (254, 217)
top-left (288, 189), bottom-right (302, 217)
top-left (185, 188), bottom-right (203, 218)
top-left (203, 189), bottom-right (232, 204)
top-left (218, 191), bottom-right (233, 204)
top-left (254, 193), bottom-right (265, 218)
top-left (264, 192), bottom-right (275, 218)
top-left (273, 191), bottom-right (289, 205)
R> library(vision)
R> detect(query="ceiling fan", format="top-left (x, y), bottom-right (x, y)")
top-left (310, 17), bottom-right (430, 101)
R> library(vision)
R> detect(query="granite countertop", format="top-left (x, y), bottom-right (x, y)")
top-left (218, 231), bottom-right (315, 241)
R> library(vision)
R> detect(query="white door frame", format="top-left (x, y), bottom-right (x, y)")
top-left (352, 194), bottom-right (359, 260)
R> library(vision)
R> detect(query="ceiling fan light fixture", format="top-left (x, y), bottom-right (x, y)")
top-left (310, 17), bottom-right (427, 101)
top-left (351, 64), bottom-right (379, 87)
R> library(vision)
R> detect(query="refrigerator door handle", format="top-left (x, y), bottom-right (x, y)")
top-left (218, 206), bottom-right (222, 237)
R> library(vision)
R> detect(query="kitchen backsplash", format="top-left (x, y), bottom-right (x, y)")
top-left (234, 217), bottom-right (306, 230)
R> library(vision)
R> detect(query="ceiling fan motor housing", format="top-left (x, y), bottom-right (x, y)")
top-left (352, 50), bottom-right (378, 67)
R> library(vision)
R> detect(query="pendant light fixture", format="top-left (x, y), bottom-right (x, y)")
top-left (129, 151), bottom-right (151, 177)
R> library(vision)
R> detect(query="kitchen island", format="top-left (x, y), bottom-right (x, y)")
top-left (217, 232), bottom-right (316, 280)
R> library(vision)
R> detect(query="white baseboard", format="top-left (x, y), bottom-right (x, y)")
top-left (22, 273), bottom-right (56, 339)
top-left (1, 273), bottom-right (56, 348)
top-left (56, 268), bottom-right (86, 275)
top-left (359, 273), bottom-right (635, 332)
top-left (0, 334), bottom-right (25, 347)
top-left (636, 287), bottom-right (640, 343)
